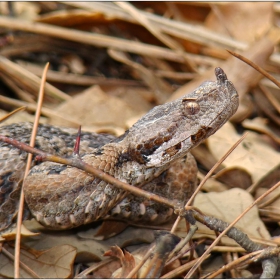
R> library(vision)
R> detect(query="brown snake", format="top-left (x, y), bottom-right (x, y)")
top-left (0, 68), bottom-right (238, 231)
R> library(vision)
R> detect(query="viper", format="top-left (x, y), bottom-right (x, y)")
top-left (0, 67), bottom-right (238, 231)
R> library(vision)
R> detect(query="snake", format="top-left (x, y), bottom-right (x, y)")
top-left (0, 67), bottom-right (238, 231)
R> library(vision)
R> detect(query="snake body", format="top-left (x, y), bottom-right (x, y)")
top-left (0, 68), bottom-right (239, 231)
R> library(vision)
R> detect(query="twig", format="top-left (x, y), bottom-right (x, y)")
top-left (2, 246), bottom-right (40, 278)
top-left (207, 250), bottom-right (262, 279)
top-left (227, 49), bottom-right (280, 89)
top-left (126, 245), bottom-right (155, 278)
top-left (14, 62), bottom-right (49, 278)
top-left (0, 106), bottom-right (26, 123)
top-left (185, 180), bottom-right (280, 278)
top-left (115, 2), bottom-right (183, 51)
top-left (0, 15), bottom-right (189, 63)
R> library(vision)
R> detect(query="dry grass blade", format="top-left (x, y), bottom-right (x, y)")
top-left (207, 250), bottom-right (262, 279)
top-left (0, 95), bottom-right (80, 127)
top-left (115, 2), bottom-right (183, 51)
top-left (227, 49), bottom-right (280, 88)
top-left (0, 16), bottom-right (188, 63)
top-left (0, 106), bottom-right (26, 123)
top-left (74, 258), bottom-right (113, 279)
top-left (65, 2), bottom-right (248, 50)
top-left (125, 245), bottom-right (155, 278)
top-left (1, 247), bottom-right (40, 278)
top-left (0, 56), bottom-right (69, 101)
top-left (259, 84), bottom-right (280, 114)
top-left (185, 180), bottom-right (280, 278)
top-left (14, 62), bottom-right (49, 278)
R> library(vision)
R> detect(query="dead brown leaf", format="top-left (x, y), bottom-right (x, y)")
top-left (205, 3), bottom-right (273, 43)
top-left (53, 85), bottom-right (137, 133)
top-left (193, 188), bottom-right (270, 240)
top-left (104, 246), bottom-right (135, 278)
top-left (0, 244), bottom-right (76, 278)
top-left (207, 122), bottom-right (280, 185)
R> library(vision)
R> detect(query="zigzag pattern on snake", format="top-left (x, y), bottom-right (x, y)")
top-left (0, 67), bottom-right (239, 231)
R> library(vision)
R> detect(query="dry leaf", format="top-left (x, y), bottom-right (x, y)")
top-left (242, 117), bottom-right (280, 145)
top-left (193, 188), bottom-right (270, 241)
top-left (207, 122), bottom-right (280, 184)
top-left (104, 246), bottom-right (135, 278)
top-left (55, 85), bottom-right (137, 130)
top-left (0, 223), bottom-right (39, 241)
top-left (23, 219), bottom-right (154, 262)
top-left (214, 167), bottom-right (252, 190)
top-left (93, 220), bottom-right (129, 240)
top-left (0, 244), bottom-right (76, 278)
top-left (205, 3), bottom-right (273, 43)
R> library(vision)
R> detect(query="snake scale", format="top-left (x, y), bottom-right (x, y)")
top-left (0, 67), bottom-right (238, 231)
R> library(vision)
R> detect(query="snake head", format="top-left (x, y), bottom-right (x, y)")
top-left (117, 68), bottom-right (239, 168)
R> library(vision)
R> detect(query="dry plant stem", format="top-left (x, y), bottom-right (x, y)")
top-left (258, 192), bottom-right (280, 209)
top-left (166, 224), bottom-right (198, 265)
top-left (185, 180), bottom-right (280, 278)
top-left (259, 84), bottom-right (280, 114)
top-left (0, 56), bottom-right (69, 101)
top-left (160, 257), bottom-right (209, 279)
top-left (170, 216), bottom-right (181, 234)
top-left (1, 247), bottom-right (40, 278)
top-left (125, 245), bottom-right (155, 278)
top-left (192, 211), bottom-right (264, 252)
top-left (14, 63), bottom-right (49, 278)
top-left (74, 258), bottom-right (113, 279)
top-left (227, 49), bottom-right (280, 89)
top-left (0, 16), bottom-right (188, 63)
top-left (210, 246), bottom-right (246, 253)
top-left (261, 258), bottom-right (278, 279)
top-left (140, 232), bottom-right (181, 278)
top-left (0, 106), bottom-right (26, 123)
top-left (115, 2), bottom-right (183, 51)
top-left (65, 2), bottom-right (248, 51)
top-left (21, 62), bottom-right (142, 87)
top-left (207, 250), bottom-right (262, 279)
top-left (0, 95), bottom-right (80, 127)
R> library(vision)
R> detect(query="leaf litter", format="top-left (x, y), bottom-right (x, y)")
top-left (0, 2), bottom-right (279, 278)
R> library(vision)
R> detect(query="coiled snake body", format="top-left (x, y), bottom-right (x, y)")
top-left (0, 68), bottom-right (239, 231)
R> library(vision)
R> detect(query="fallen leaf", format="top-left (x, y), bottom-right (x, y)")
top-left (0, 244), bottom-right (76, 278)
top-left (93, 220), bottom-right (129, 240)
top-left (104, 246), bottom-right (135, 278)
top-left (193, 188), bottom-right (271, 241)
top-left (54, 85), bottom-right (137, 130)
top-left (214, 167), bottom-right (252, 190)
top-left (22, 219), bottom-right (154, 262)
top-left (207, 122), bottom-right (280, 184)
top-left (205, 3), bottom-right (273, 43)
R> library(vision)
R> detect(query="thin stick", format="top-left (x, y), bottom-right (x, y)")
top-left (0, 106), bottom-right (26, 123)
top-left (2, 247), bottom-right (40, 278)
top-left (185, 180), bottom-right (280, 278)
top-left (14, 62), bottom-right (49, 278)
top-left (171, 132), bottom-right (248, 234)
top-left (116, 2), bottom-right (183, 51)
top-left (208, 250), bottom-right (262, 279)
top-left (126, 245), bottom-right (155, 278)
top-left (227, 49), bottom-right (280, 89)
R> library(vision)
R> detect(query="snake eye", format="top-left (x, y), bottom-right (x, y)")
top-left (182, 98), bottom-right (200, 115)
